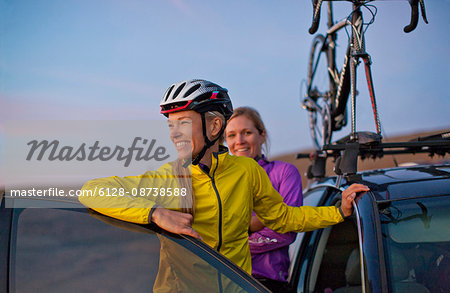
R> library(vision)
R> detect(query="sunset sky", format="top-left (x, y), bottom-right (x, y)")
top-left (1, 0), bottom-right (449, 157)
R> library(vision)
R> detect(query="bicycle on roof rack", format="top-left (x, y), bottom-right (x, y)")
top-left (302, 0), bottom-right (428, 150)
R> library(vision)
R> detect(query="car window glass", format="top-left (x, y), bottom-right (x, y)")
top-left (9, 208), bottom-right (251, 293)
top-left (303, 187), bottom-right (329, 206)
top-left (381, 195), bottom-right (450, 293)
top-left (382, 196), bottom-right (450, 243)
top-left (387, 179), bottom-right (450, 200)
top-left (309, 219), bottom-right (360, 293)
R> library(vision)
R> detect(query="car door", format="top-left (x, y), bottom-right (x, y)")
top-left (2, 196), bottom-right (269, 293)
top-left (289, 186), bottom-right (363, 293)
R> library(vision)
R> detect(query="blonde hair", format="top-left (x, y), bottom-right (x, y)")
top-left (173, 159), bottom-right (194, 215)
top-left (225, 106), bottom-right (270, 155)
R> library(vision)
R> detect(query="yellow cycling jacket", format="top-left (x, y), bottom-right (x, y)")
top-left (79, 147), bottom-right (344, 274)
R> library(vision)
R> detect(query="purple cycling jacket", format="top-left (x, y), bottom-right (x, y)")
top-left (249, 157), bottom-right (303, 282)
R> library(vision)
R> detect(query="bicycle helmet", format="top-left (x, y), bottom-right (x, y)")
top-left (160, 79), bottom-right (233, 166)
top-left (160, 79), bottom-right (233, 120)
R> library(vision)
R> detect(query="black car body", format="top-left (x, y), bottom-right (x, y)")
top-left (287, 163), bottom-right (450, 293)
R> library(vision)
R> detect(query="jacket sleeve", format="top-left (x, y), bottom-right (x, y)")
top-left (252, 163), bottom-right (343, 233)
top-left (277, 163), bottom-right (303, 207)
top-left (249, 163), bottom-right (303, 254)
top-left (79, 165), bottom-right (183, 224)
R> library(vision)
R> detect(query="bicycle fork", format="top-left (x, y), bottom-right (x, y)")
top-left (350, 52), bottom-right (382, 140)
top-left (350, 54), bottom-right (358, 141)
top-left (362, 55), bottom-right (382, 137)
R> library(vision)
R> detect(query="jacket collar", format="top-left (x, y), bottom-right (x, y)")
top-left (255, 154), bottom-right (269, 166)
top-left (193, 145), bottom-right (229, 177)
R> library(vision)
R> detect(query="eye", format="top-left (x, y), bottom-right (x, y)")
top-left (245, 131), bottom-right (253, 136)
top-left (227, 133), bottom-right (235, 138)
top-left (181, 120), bottom-right (192, 125)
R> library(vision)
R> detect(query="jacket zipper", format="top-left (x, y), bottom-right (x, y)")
top-left (201, 153), bottom-right (223, 252)
top-left (210, 176), bottom-right (223, 252)
top-left (204, 158), bottom-right (224, 292)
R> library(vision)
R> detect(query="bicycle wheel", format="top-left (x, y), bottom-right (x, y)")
top-left (306, 97), bottom-right (332, 150)
top-left (305, 34), bottom-right (335, 149)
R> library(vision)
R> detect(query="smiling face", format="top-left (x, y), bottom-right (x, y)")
top-left (225, 115), bottom-right (266, 159)
top-left (168, 110), bottom-right (203, 160)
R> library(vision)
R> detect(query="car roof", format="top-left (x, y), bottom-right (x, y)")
top-left (359, 163), bottom-right (450, 201)
top-left (310, 163), bottom-right (450, 202)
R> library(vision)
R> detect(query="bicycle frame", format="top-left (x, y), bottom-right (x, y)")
top-left (304, 0), bottom-right (427, 150)
top-left (305, 1), bottom-right (381, 149)
top-left (324, 1), bottom-right (382, 139)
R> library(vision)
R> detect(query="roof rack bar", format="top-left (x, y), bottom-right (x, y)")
top-left (297, 137), bottom-right (450, 179)
top-left (323, 140), bottom-right (450, 151)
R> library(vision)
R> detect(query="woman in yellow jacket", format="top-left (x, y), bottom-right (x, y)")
top-left (79, 79), bottom-right (369, 275)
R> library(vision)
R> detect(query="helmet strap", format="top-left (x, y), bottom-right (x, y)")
top-left (183, 112), bottom-right (225, 168)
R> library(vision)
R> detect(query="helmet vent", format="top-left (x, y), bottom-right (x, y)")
top-left (164, 85), bottom-right (174, 102)
top-left (183, 84), bottom-right (201, 98)
top-left (172, 82), bottom-right (186, 99)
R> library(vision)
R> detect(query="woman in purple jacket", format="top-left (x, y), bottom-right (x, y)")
top-left (225, 106), bottom-right (303, 292)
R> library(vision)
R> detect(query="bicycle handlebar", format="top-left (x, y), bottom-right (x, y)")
top-left (309, 0), bottom-right (324, 34)
top-left (404, 0), bottom-right (428, 33)
top-left (308, 0), bottom-right (428, 35)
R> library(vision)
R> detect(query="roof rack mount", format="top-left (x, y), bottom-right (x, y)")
top-left (298, 131), bottom-right (450, 178)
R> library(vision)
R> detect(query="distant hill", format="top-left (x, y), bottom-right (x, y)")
top-left (271, 129), bottom-right (450, 189)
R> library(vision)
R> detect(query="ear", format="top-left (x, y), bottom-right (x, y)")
top-left (209, 117), bottom-right (224, 138)
top-left (260, 130), bottom-right (267, 144)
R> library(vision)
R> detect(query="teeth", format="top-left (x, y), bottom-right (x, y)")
top-left (237, 148), bottom-right (249, 152)
top-left (176, 142), bottom-right (190, 147)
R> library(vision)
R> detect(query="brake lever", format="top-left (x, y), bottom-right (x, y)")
top-left (404, 0), bottom-right (428, 33)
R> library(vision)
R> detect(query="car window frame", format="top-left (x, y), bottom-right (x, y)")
top-left (357, 188), bottom-right (389, 293)
top-left (353, 196), bottom-right (367, 292)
